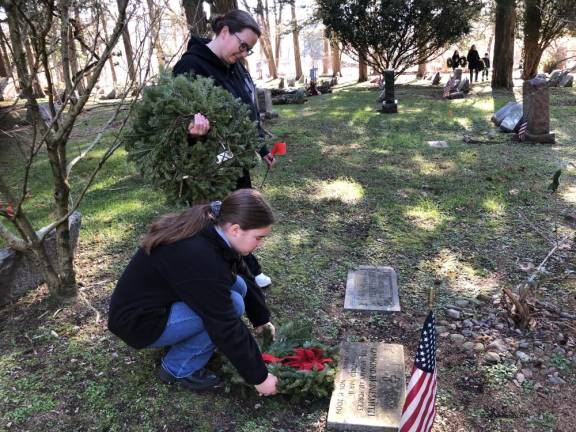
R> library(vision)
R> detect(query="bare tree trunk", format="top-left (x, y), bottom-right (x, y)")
top-left (290, 0), bottom-right (302, 80)
top-left (0, 43), bottom-right (8, 77)
top-left (73, 7), bottom-right (93, 87)
top-left (416, 62), bottom-right (427, 78)
top-left (322, 31), bottom-right (330, 75)
top-left (146, 0), bottom-right (166, 72)
top-left (0, 26), bottom-right (14, 80)
top-left (358, 51), bottom-right (368, 82)
top-left (24, 40), bottom-right (45, 97)
top-left (330, 36), bottom-right (341, 77)
top-left (118, 0), bottom-right (136, 81)
top-left (100, 11), bottom-right (118, 85)
top-left (211, 0), bottom-right (238, 14)
top-left (486, 33), bottom-right (494, 57)
top-left (492, 0), bottom-right (516, 89)
top-left (4, 4), bottom-right (33, 99)
top-left (254, 0), bottom-right (277, 78)
top-left (273, 0), bottom-right (284, 69)
top-left (522, 0), bottom-right (542, 79)
top-left (67, 19), bottom-right (87, 95)
top-left (183, 0), bottom-right (208, 36)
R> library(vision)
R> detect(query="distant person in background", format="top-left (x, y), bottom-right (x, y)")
top-left (466, 45), bottom-right (482, 82)
top-left (451, 50), bottom-right (460, 71)
top-left (482, 53), bottom-right (491, 81)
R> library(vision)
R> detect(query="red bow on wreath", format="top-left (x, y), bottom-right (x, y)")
top-left (262, 348), bottom-right (333, 371)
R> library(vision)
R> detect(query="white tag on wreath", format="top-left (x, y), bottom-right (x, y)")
top-left (216, 150), bottom-right (234, 165)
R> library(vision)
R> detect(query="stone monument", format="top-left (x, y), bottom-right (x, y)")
top-left (327, 343), bottom-right (406, 431)
top-left (521, 77), bottom-right (555, 143)
top-left (0, 212), bottom-right (82, 305)
top-left (344, 266), bottom-right (400, 312)
top-left (453, 68), bottom-right (463, 81)
top-left (379, 70), bottom-right (398, 114)
top-left (431, 72), bottom-right (440, 85)
top-left (499, 102), bottom-right (523, 132)
top-left (255, 88), bottom-right (278, 119)
top-left (491, 101), bottom-right (518, 126)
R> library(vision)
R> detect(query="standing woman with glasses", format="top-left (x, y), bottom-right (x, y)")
top-left (173, 10), bottom-right (275, 289)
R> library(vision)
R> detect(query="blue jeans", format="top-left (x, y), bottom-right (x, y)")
top-left (149, 275), bottom-right (247, 378)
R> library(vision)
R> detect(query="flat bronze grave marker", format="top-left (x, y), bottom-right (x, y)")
top-left (344, 266), bottom-right (400, 312)
top-left (328, 343), bottom-right (406, 431)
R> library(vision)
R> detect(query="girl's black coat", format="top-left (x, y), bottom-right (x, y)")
top-left (107, 226), bottom-right (270, 385)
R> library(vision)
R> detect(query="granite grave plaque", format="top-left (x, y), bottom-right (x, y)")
top-left (344, 266), bottom-right (400, 312)
top-left (328, 343), bottom-right (406, 431)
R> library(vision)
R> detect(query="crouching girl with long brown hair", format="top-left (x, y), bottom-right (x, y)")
top-left (108, 189), bottom-right (278, 395)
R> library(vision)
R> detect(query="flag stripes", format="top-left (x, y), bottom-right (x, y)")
top-left (518, 120), bottom-right (528, 141)
top-left (399, 311), bottom-right (437, 432)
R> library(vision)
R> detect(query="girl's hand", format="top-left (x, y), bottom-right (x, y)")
top-left (262, 153), bottom-right (276, 168)
top-left (255, 373), bottom-right (278, 396)
top-left (188, 113), bottom-right (210, 137)
top-left (255, 322), bottom-right (276, 340)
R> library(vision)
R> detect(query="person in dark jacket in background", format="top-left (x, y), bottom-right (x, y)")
top-left (482, 52), bottom-right (491, 81)
top-left (173, 10), bottom-right (274, 289)
top-left (467, 45), bottom-right (482, 82)
top-left (451, 50), bottom-right (460, 71)
top-left (108, 189), bottom-right (278, 395)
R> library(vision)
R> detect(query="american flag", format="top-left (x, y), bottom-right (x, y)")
top-left (399, 311), bottom-right (437, 432)
top-left (518, 118), bottom-right (528, 141)
top-left (443, 79), bottom-right (453, 98)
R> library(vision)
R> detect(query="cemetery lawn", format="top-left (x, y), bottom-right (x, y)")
top-left (1, 81), bottom-right (575, 431)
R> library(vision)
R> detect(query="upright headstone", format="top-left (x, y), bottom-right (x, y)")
top-left (431, 72), bottom-right (440, 85)
top-left (548, 70), bottom-right (562, 87)
top-left (453, 68), bottom-right (463, 81)
top-left (458, 77), bottom-right (470, 94)
top-left (380, 70), bottom-right (398, 114)
top-left (327, 343), bottom-right (406, 431)
top-left (344, 266), bottom-right (400, 311)
top-left (256, 88), bottom-right (273, 114)
top-left (522, 77), bottom-right (555, 143)
top-left (310, 67), bottom-right (318, 82)
top-left (560, 74), bottom-right (573, 87)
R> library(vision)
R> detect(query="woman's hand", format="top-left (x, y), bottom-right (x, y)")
top-left (255, 322), bottom-right (276, 340)
top-left (255, 373), bottom-right (278, 396)
top-left (188, 113), bottom-right (210, 137)
top-left (262, 152), bottom-right (276, 168)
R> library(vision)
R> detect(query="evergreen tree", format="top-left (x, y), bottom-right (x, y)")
top-left (317, 0), bottom-right (483, 76)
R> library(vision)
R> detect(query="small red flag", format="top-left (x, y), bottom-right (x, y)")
top-left (271, 141), bottom-right (286, 156)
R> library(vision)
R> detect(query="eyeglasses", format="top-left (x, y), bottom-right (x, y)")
top-left (232, 33), bottom-right (254, 56)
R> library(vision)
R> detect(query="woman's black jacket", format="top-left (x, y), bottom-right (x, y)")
top-left (107, 225), bottom-right (271, 385)
top-left (467, 49), bottom-right (482, 70)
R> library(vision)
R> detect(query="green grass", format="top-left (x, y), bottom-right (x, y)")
top-left (1, 83), bottom-right (575, 431)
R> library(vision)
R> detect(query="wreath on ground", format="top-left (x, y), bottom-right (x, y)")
top-left (221, 322), bottom-right (338, 401)
top-left (122, 74), bottom-right (260, 204)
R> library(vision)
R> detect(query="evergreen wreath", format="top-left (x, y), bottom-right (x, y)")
top-left (222, 322), bottom-right (338, 401)
top-left (123, 74), bottom-right (260, 203)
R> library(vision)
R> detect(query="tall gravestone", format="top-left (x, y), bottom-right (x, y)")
top-left (328, 343), bottom-right (406, 431)
top-left (522, 77), bottom-right (555, 143)
top-left (380, 70), bottom-right (398, 113)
